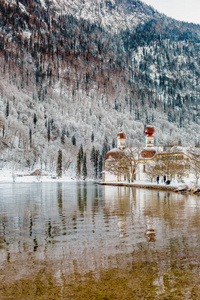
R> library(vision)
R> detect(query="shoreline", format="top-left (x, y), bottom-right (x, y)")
top-left (97, 181), bottom-right (200, 195)
top-left (98, 181), bottom-right (177, 191)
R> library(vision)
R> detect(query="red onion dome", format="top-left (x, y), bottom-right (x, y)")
top-left (144, 124), bottom-right (155, 136)
top-left (117, 130), bottom-right (126, 139)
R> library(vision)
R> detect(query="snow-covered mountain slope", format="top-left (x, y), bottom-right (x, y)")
top-left (48, 0), bottom-right (160, 31)
top-left (0, 0), bottom-right (200, 177)
top-left (4, 0), bottom-right (160, 32)
top-left (49, 0), bottom-right (156, 30)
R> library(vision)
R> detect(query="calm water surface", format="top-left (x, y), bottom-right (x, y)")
top-left (0, 182), bottom-right (200, 299)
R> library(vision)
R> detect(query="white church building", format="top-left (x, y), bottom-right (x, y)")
top-left (103, 125), bottom-right (194, 184)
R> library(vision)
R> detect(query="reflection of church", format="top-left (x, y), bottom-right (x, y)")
top-left (103, 125), bottom-right (192, 183)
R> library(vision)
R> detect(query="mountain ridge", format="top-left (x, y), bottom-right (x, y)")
top-left (5, 0), bottom-right (200, 33)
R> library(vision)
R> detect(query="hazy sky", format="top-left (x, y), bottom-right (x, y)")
top-left (142, 0), bottom-right (200, 24)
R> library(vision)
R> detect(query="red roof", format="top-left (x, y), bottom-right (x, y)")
top-left (106, 148), bottom-right (123, 160)
top-left (141, 149), bottom-right (156, 158)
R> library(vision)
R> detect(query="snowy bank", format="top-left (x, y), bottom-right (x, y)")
top-left (98, 180), bottom-right (200, 194)
top-left (0, 168), bottom-right (77, 183)
top-left (98, 181), bottom-right (178, 191)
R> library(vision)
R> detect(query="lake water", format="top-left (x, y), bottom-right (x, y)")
top-left (0, 182), bottom-right (200, 299)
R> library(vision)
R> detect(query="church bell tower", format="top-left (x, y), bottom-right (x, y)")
top-left (144, 124), bottom-right (155, 147)
top-left (117, 130), bottom-right (126, 149)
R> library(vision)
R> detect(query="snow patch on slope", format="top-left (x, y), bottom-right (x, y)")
top-left (46, 0), bottom-right (158, 32)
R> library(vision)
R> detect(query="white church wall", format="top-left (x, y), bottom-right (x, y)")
top-left (104, 172), bottom-right (118, 182)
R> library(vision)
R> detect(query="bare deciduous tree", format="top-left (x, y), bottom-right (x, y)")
top-left (106, 147), bottom-right (141, 181)
top-left (146, 147), bottom-right (189, 181)
top-left (188, 147), bottom-right (200, 185)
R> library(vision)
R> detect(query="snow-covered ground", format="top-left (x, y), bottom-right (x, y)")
top-left (103, 180), bottom-right (178, 187)
top-left (126, 180), bottom-right (180, 188)
top-left (101, 178), bottom-right (197, 190)
top-left (0, 168), bottom-right (76, 183)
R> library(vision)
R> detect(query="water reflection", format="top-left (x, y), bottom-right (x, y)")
top-left (0, 182), bottom-right (200, 287)
top-left (145, 220), bottom-right (156, 242)
top-left (77, 182), bottom-right (87, 214)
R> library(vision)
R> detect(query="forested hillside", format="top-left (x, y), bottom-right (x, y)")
top-left (0, 0), bottom-right (200, 178)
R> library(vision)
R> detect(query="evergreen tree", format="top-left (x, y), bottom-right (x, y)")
top-left (102, 137), bottom-right (109, 162)
top-left (91, 132), bottom-right (94, 142)
top-left (80, 144), bottom-right (84, 162)
top-left (82, 153), bottom-right (87, 180)
top-left (5, 101), bottom-right (9, 118)
top-left (29, 129), bottom-right (32, 148)
top-left (56, 149), bottom-right (62, 178)
top-left (71, 135), bottom-right (76, 146)
top-left (98, 155), bottom-right (103, 179)
top-left (33, 113), bottom-right (37, 126)
top-left (76, 148), bottom-right (82, 179)
top-left (112, 138), bottom-right (116, 148)
top-left (47, 120), bottom-right (51, 142)
top-left (90, 146), bottom-right (100, 178)
top-left (90, 146), bottom-right (96, 163)
top-left (94, 150), bottom-right (99, 179)
top-left (61, 128), bottom-right (65, 144)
